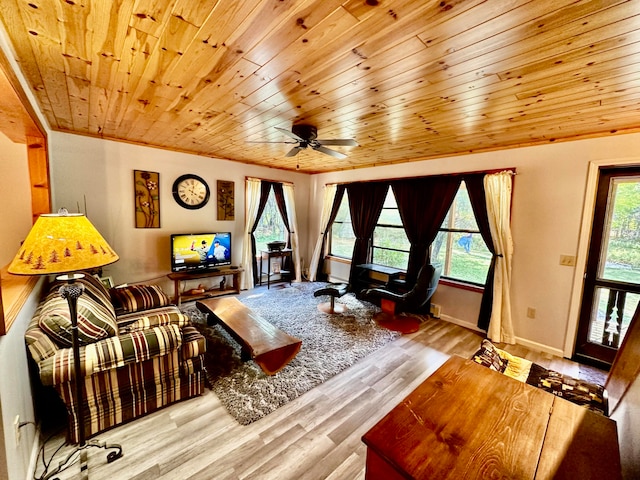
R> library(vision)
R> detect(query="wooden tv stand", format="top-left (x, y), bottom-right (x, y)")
top-left (168, 268), bottom-right (242, 305)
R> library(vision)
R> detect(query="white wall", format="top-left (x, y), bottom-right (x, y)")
top-left (48, 132), bottom-right (312, 293)
top-left (309, 133), bottom-right (640, 355)
top-left (0, 123), bottom-right (37, 480)
top-left (0, 131), bottom-right (31, 267)
top-left (0, 279), bottom-right (45, 480)
top-left (0, 20), bottom-right (54, 480)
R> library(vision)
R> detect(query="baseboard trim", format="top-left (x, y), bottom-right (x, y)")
top-left (440, 314), bottom-right (565, 358)
top-left (440, 314), bottom-right (483, 333)
top-left (514, 336), bottom-right (564, 358)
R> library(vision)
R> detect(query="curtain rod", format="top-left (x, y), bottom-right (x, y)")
top-left (246, 176), bottom-right (294, 186)
top-left (323, 167), bottom-right (517, 186)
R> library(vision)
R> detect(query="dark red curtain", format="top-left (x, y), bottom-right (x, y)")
top-left (464, 173), bottom-right (496, 330)
top-left (250, 181), bottom-right (273, 284)
top-left (272, 183), bottom-right (290, 238)
top-left (391, 176), bottom-right (462, 284)
top-left (315, 185), bottom-right (346, 281)
top-left (346, 181), bottom-right (389, 288)
top-left (272, 182), bottom-right (293, 273)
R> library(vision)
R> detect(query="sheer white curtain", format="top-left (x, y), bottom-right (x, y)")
top-left (283, 183), bottom-right (301, 282)
top-left (240, 178), bottom-right (262, 290)
top-left (309, 184), bottom-right (337, 281)
top-left (485, 171), bottom-right (515, 343)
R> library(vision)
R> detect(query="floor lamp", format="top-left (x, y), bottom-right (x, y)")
top-left (9, 209), bottom-right (123, 479)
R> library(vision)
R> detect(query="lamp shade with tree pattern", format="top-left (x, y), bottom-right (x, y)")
top-left (8, 211), bottom-right (119, 276)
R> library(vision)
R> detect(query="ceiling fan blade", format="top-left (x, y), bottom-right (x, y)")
top-left (247, 140), bottom-right (298, 144)
top-left (275, 126), bottom-right (304, 141)
top-left (316, 138), bottom-right (358, 146)
top-left (285, 146), bottom-right (303, 157)
top-left (314, 145), bottom-right (347, 159)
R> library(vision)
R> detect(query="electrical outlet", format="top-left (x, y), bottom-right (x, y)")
top-left (527, 307), bottom-right (536, 319)
top-left (13, 415), bottom-right (20, 445)
top-left (559, 255), bottom-right (576, 266)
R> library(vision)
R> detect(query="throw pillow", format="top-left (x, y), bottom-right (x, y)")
top-left (110, 284), bottom-right (170, 315)
top-left (471, 338), bottom-right (507, 373)
top-left (38, 291), bottom-right (118, 347)
top-left (47, 273), bottom-right (116, 318)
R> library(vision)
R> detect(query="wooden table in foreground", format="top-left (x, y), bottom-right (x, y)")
top-left (196, 297), bottom-right (301, 375)
top-left (362, 355), bottom-right (620, 480)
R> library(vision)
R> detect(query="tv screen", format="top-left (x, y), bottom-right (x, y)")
top-left (171, 232), bottom-right (231, 273)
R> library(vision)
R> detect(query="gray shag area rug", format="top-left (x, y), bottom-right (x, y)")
top-left (181, 282), bottom-right (400, 425)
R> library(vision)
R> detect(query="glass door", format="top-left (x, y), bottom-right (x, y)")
top-left (575, 167), bottom-right (640, 366)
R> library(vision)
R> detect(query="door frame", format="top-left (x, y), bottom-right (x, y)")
top-left (564, 157), bottom-right (640, 358)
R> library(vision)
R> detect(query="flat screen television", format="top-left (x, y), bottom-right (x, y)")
top-left (170, 232), bottom-right (231, 273)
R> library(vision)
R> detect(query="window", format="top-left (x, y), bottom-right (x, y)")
top-left (431, 181), bottom-right (491, 285)
top-left (329, 193), bottom-right (355, 258)
top-left (372, 188), bottom-right (411, 269)
top-left (254, 189), bottom-right (286, 252)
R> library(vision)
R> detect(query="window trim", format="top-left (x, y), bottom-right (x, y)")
top-left (325, 254), bottom-right (351, 264)
top-left (254, 188), bottom-right (287, 253)
top-left (439, 277), bottom-right (485, 292)
top-left (371, 221), bottom-right (411, 268)
top-left (328, 193), bottom-right (354, 260)
top-left (370, 190), bottom-right (410, 270)
top-left (321, 256), bottom-right (484, 293)
top-left (433, 182), bottom-right (490, 287)
top-left (325, 169), bottom-right (516, 287)
top-left (328, 218), bottom-right (353, 260)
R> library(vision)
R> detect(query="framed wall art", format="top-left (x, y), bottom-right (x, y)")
top-left (134, 170), bottom-right (160, 228)
top-left (217, 180), bottom-right (235, 220)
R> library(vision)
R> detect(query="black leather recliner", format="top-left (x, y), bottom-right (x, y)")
top-left (365, 263), bottom-right (442, 315)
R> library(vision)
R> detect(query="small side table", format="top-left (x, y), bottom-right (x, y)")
top-left (259, 249), bottom-right (292, 288)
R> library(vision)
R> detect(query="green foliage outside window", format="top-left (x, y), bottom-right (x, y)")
top-left (433, 183), bottom-right (491, 285)
top-left (329, 182), bottom-right (492, 287)
top-left (254, 190), bottom-right (286, 252)
top-left (602, 180), bottom-right (640, 284)
top-left (371, 189), bottom-right (411, 269)
top-left (330, 194), bottom-right (355, 258)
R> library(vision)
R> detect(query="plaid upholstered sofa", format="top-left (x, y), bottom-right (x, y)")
top-left (25, 274), bottom-right (206, 443)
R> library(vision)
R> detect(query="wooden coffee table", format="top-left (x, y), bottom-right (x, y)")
top-left (196, 297), bottom-right (302, 375)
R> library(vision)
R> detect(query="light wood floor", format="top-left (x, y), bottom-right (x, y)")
top-left (35, 313), bottom-right (595, 480)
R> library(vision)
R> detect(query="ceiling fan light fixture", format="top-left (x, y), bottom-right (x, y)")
top-left (253, 124), bottom-right (356, 159)
top-left (291, 124), bottom-right (317, 140)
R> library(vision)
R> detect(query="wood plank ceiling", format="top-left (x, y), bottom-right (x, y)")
top-left (0, 65), bottom-right (41, 144)
top-left (1, 0), bottom-right (639, 173)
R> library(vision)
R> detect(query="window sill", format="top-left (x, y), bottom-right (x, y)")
top-left (322, 258), bottom-right (484, 293)
top-left (439, 278), bottom-right (484, 293)
top-left (325, 255), bottom-right (352, 265)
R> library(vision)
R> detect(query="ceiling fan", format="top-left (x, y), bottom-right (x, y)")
top-left (251, 124), bottom-right (358, 159)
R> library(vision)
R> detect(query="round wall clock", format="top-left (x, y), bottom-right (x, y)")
top-left (172, 174), bottom-right (210, 209)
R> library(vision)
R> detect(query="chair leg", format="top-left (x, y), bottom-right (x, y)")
top-left (317, 296), bottom-right (348, 314)
top-left (374, 298), bottom-right (400, 323)
top-left (380, 298), bottom-right (397, 315)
